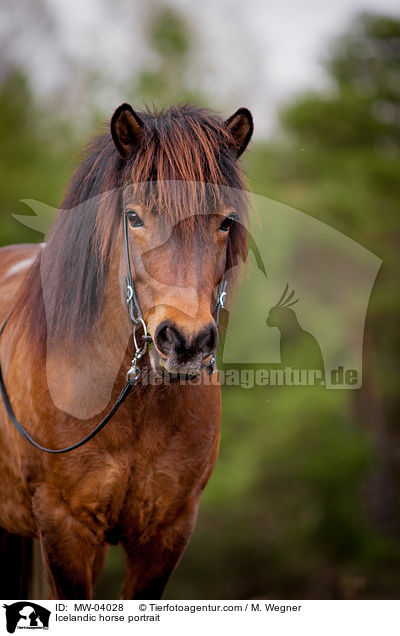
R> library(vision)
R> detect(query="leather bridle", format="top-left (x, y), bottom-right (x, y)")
top-left (0, 209), bottom-right (227, 454)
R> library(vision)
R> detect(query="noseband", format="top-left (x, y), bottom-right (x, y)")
top-left (0, 211), bottom-right (227, 454)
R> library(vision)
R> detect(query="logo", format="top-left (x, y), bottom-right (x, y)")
top-left (3, 603), bottom-right (50, 634)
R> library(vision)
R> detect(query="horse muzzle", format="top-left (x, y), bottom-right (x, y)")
top-left (150, 319), bottom-right (217, 378)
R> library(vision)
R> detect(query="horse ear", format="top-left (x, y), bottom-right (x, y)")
top-left (225, 107), bottom-right (253, 157)
top-left (110, 103), bottom-right (143, 158)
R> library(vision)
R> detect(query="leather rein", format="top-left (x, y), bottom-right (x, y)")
top-left (0, 209), bottom-right (227, 454)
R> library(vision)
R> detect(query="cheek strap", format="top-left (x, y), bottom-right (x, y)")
top-left (207, 278), bottom-right (227, 375)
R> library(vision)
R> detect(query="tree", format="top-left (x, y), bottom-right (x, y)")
top-left (134, 6), bottom-right (204, 107)
top-left (0, 71), bottom-right (77, 245)
top-left (248, 12), bottom-right (400, 541)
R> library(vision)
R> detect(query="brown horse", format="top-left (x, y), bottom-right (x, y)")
top-left (0, 103), bottom-right (253, 599)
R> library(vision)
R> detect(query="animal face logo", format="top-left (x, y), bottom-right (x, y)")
top-left (2, 602), bottom-right (50, 633)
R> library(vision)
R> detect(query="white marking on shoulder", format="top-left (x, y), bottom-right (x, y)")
top-left (6, 257), bottom-right (35, 278)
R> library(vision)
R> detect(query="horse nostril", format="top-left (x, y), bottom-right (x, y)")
top-left (195, 323), bottom-right (217, 357)
top-left (154, 322), bottom-right (182, 356)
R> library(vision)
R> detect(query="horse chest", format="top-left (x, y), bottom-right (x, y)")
top-left (118, 421), bottom-right (219, 537)
top-left (57, 430), bottom-right (211, 536)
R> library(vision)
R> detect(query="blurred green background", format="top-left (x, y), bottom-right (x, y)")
top-left (1, 5), bottom-right (400, 599)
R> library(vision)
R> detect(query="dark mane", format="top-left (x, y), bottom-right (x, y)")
top-left (15, 105), bottom-right (249, 348)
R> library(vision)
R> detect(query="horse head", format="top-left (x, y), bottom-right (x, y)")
top-left (110, 104), bottom-right (253, 377)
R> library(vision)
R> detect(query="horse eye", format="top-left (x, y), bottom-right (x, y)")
top-left (219, 214), bottom-right (237, 233)
top-left (126, 209), bottom-right (144, 228)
